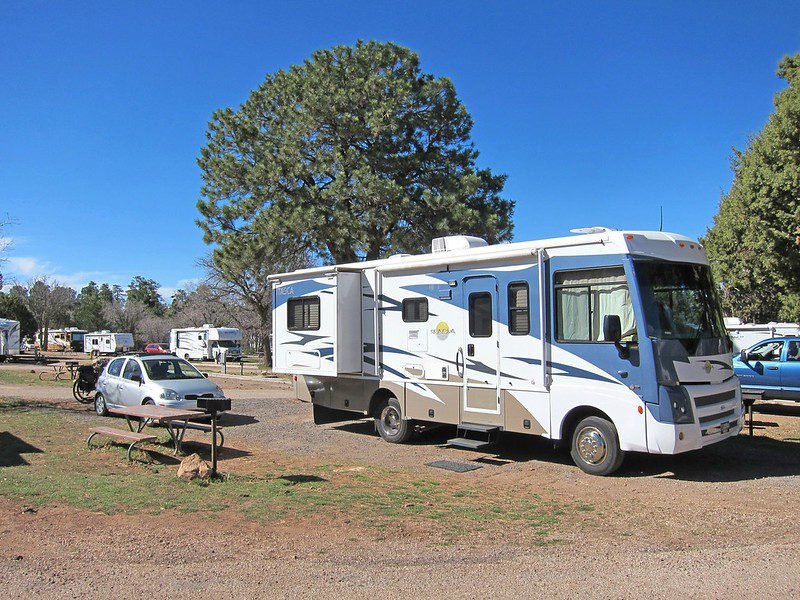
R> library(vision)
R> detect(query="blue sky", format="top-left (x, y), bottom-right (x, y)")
top-left (1, 1), bottom-right (798, 298)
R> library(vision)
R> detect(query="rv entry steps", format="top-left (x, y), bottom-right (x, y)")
top-left (447, 423), bottom-right (500, 451)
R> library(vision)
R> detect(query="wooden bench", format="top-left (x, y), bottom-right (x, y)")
top-left (167, 421), bottom-right (224, 449)
top-left (87, 427), bottom-right (158, 461)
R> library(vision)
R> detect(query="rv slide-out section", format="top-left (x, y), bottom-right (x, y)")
top-left (270, 231), bottom-right (742, 476)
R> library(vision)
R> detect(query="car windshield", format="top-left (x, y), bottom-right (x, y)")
top-left (634, 261), bottom-right (726, 343)
top-left (143, 358), bottom-right (205, 380)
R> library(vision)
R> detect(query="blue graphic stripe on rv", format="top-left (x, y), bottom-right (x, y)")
top-left (506, 356), bottom-right (623, 386)
top-left (282, 332), bottom-right (329, 345)
top-left (273, 280), bottom-right (335, 308)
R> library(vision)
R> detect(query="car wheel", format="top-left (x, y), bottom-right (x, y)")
top-left (184, 353), bottom-right (190, 361)
top-left (374, 397), bottom-right (413, 443)
top-left (570, 416), bottom-right (625, 476)
top-left (95, 393), bottom-right (108, 416)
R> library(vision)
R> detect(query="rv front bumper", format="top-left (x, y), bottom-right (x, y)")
top-left (646, 378), bottom-right (743, 454)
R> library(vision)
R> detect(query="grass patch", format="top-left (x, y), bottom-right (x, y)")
top-left (0, 369), bottom-right (72, 387)
top-left (0, 398), bottom-right (587, 542)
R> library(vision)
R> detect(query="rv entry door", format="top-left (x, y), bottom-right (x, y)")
top-left (461, 276), bottom-right (501, 423)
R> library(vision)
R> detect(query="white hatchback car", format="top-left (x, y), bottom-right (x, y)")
top-left (94, 353), bottom-right (227, 416)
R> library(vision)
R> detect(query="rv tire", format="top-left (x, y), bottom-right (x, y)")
top-left (570, 416), bottom-right (624, 476)
top-left (375, 397), bottom-right (413, 444)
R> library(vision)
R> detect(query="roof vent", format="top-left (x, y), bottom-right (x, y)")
top-left (569, 226), bottom-right (616, 235)
top-left (202, 324), bottom-right (214, 328)
top-left (432, 235), bottom-right (488, 253)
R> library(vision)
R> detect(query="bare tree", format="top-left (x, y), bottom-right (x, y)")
top-left (102, 299), bottom-right (150, 339)
top-left (19, 277), bottom-right (76, 349)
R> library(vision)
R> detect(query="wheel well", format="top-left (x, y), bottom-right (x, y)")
top-left (559, 406), bottom-right (614, 446)
top-left (142, 397), bottom-right (155, 405)
top-left (368, 388), bottom-right (397, 418)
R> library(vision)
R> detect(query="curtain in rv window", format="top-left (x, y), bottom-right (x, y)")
top-left (402, 298), bottom-right (428, 322)
top-left (555, 267), bottom-right (635, 342)
top-left (507, 282), bottom-right (530, 335)
top-left (287, 296), bottom-right (321, 331)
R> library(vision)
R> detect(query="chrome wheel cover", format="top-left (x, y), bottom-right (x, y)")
top-left (381, 406), bottom-right (401, 435)
top-left (576, 426), bottom-right (607, 465)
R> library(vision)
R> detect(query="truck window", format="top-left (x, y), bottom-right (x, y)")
top-left (555, 267), bottom-right (634, 343)
top-left (507, 282), bottom-right (530, 335)
top-left (402, 298), bottom-right (428, 323)
top-left (469, 292), bottom-right (493, 337)
top-left (288, 296), bottom-right (321, 331)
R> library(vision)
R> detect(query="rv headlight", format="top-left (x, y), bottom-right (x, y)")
top-left (659, 385), bottom-right (694, 425)
top-left (160, 389), bottom-right (179, 401)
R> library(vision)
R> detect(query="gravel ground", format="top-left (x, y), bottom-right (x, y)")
top-left (2, 366), bottom-right (800, 598)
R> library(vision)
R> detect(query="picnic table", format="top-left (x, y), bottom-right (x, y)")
top-left (108, 405), bottom-right (207, 454)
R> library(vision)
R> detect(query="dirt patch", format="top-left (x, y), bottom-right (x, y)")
top-left (2, 365), bottom-right (800, 597)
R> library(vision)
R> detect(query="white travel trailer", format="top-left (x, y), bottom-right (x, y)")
top-left (0, 319), bottom-right (21, 360)
top-left (46, 327), bottom-right (87, 352)
top-left (270, 230), bottom-right (743, 476)
top-left (83, 331), bottom-right (135, 356)
top-left (170, 325), bottom-right (243, 362)
top-left (724, 317), bottom-right (800, 353)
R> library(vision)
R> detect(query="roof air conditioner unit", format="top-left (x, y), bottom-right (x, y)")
top-left (431, 235), bottom-right (488, 253)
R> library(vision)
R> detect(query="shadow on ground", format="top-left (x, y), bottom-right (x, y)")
top-left (331, 416), bottom-right (800, 483)
top-left (0, 431), bottom-right (43, 467)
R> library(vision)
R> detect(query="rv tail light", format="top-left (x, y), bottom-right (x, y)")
top-left (293, 375), bottom-right (297, 381)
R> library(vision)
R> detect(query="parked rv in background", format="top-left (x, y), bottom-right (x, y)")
top-left (83, 331), bottom-right (135, 356)
top-left (0, 319), bottom-right (21, 360)
top-left (170, 325), bottom-right (242, 362)
top-left (724, 317), bottom-right (800, 353)
top-left (45, 327), bottom-right (87, 352)
top-left (271, 230), bottom-right (742, 476)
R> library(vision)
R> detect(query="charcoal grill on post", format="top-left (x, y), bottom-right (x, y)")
top-left (196, 397), bottom-right (231, 477)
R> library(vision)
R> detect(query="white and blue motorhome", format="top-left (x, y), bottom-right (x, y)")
top-left (0, 318), bottom-right (21, 360)
top-left (170, 325), bottom-right (243, 362)
top-left (270, 230), bottom-right (742, 475)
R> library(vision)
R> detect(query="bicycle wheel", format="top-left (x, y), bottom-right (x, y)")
top-left (72, 379), bottom-right (94, 403)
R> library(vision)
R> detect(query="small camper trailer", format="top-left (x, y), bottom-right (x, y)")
top-left (0, 319), bottom-right (21, 360)
top-left (169, 325), bottom-right (242, 362)
top-left (83, 331), bottom-right (134, 356)
top-left (270, 230), bottom-right (743, 476)
top-left (46, 327), bottom-right (87, 352)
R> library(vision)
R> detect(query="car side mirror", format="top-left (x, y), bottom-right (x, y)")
top-left (740, 350), bottom-right (749, 362)
top-left (202, 372), bottom-right (209, 378)
top-left (131, 374), bottom-right (142, 385)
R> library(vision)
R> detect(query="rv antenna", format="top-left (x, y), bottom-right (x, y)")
top-left (659, 206), bottom-right (663, 231)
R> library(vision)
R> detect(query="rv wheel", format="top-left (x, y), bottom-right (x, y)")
top-left (375, 397), bottom-right (413, 444)
top-left (570, 416), bottom-right (624, 476)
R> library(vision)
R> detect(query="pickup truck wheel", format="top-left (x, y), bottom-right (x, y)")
top-left (570, 416), bottom-right (625, 476)
top-left (375, 397), bottom-right (413, 444)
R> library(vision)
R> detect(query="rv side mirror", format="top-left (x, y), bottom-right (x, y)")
top-left (603, 314), bottom-right (622, 344)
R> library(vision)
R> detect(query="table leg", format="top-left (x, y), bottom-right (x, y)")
top-left (124, 415), bottom-right (134, 432)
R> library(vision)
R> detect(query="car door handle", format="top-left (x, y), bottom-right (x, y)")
top-left (767, 366), bottom-right (779, 370)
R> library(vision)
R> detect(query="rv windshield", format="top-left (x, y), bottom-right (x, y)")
top-left (143, 358), bottom-right (205, 381)
top-left (216, 340), bottom-right (240, 348)
top-left (634, 261), bottom-right (726, 343)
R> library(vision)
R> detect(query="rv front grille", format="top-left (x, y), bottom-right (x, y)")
top-left (694, 389), bottom-right (737, 408)
top-left (698, 408), bottom-right (735, 425)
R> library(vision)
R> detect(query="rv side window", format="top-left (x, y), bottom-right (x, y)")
top-left (555, 267), bottom-right (635, 343)
top-left (402, 298), bottom-right (428, 323)
top-left (469, 292), bottom-right (493, 337)
top-left (507, 282), bottom-right (530, 335)
top-left (288, 296), bottom-right (321, 331)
